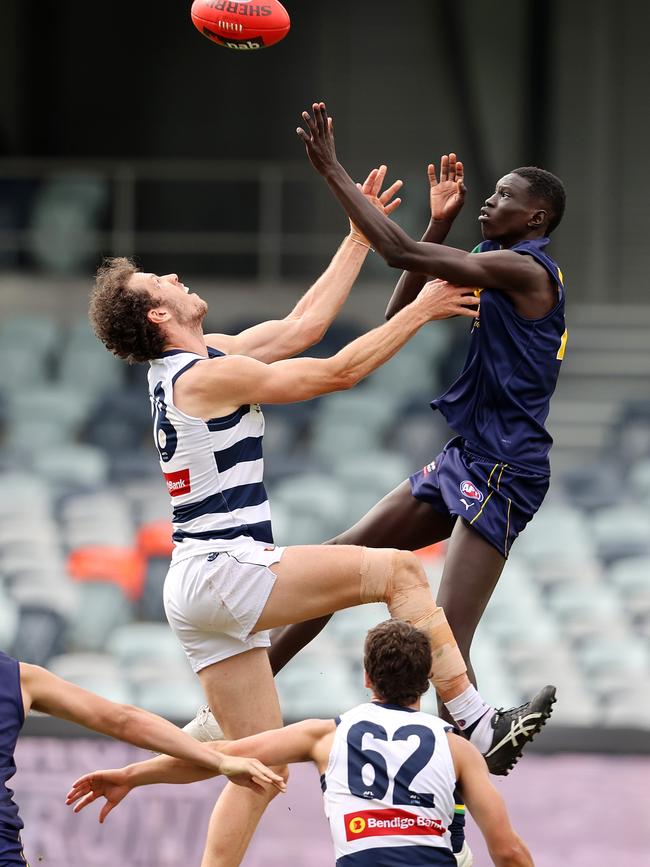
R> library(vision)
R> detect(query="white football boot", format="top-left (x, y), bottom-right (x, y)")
top-left (182, 705), bottom-right (224, 742)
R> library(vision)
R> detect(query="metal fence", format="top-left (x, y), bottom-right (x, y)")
top-left (0, 158), bottom-right (344, 281)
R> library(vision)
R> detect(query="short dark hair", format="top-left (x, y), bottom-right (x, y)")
top-left (512, 166), bottom-right (566, 234)
top-left (90, 257), bottom-right (166, 364)
top-left (364, 620), bottom-right (431, 706)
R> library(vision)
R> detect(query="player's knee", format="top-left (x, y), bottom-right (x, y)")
top-left (392, 550), bottom-right (429, 594)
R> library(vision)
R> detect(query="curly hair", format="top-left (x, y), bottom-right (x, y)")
top-left (90, 257), bottom-right (166, 363)
top-left (512, 166), bottom-right (566, 234)
top-left (364, 619), bottom-right (431, 707)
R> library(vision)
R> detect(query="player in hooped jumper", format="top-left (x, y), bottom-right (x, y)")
top-left (90, 171), bottom-right (551, 867)
top-left (67, 621), bottom-right (534, 867)
top-left (0, 652), bottom-right (283, 867)
top-left (271, 102), bottom-right (566, 723)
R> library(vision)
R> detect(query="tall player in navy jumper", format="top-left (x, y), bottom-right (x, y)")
top-left (67, 621), bottom-right (534, 867)
top-left (90, 167), bottom-right (553, 867)
top-left (0, 652), bottom-right (283, 867)
top-left (271, 102), bottom-right (564, 740)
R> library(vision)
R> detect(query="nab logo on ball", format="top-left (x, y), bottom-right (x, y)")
top-left (459, 480), bottom-right (483, 511)
top-left (191, 0), bottom-right (291, 50)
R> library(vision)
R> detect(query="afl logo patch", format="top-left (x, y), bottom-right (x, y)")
top-left (459, 480), bottom-right (483, 502)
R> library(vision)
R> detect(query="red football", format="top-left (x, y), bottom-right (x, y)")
top-left (191, 1), bottom-right (291, 51)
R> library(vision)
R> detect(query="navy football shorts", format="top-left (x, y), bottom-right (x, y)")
top-left (410, 436), bottom-right (549, 558)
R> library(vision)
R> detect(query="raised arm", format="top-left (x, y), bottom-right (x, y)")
top-left (205, 167), bottom-right (402, 363)
top-left (20, 664), bottom-right (283, 790)
top-left (297, 103), bottom-right (541, 294)
top-left (386, 154), bottom-right (466, 319)
top-left (174, 278), bottom-right (479, 418)
top-left (449, 734), bottom-right (534, 867)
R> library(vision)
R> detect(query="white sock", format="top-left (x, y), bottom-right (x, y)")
top-left (444, 685), bottom-right (494, 752)
top-left (465, 710), bottom-right (495, 754)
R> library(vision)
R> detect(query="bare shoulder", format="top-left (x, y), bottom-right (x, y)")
top-left (446, 731), bottom-right (486, 776)
top-left (173, 353), bottom-right (264, 418)
top-left (447, 731), bottom-right (483, 760)
top-left (18, 662), bottom-right (48, 714)
top-left (308, 719), bottom-right (337, 769)
top-left (18, 661), bottom-right (39, 691)
top-left (302, 718), bottom-right (337, 737)
top-left (478, 248), bottom-right (545, 278)
top-left (180, 353), bottom-right (261, 390)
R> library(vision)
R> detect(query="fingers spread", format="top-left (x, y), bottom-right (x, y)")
top-left (379, 178), bottom-right (403, 204)
top-left (99, 802), bottom-right (115, 824)
top-left (302, 110), bottom-right (317, 135)
top-left (384, 197), bottom-right (402, 215)
top-left (73, 791), bottom-right (99, 813)
top-left (296, 127), bottom-right (310, 143)
top-left (448, 153), bottom-right (457, 182)
top-left (360, 167), bottom-right (379, 194)
top-left (428, 163), bottom-right (438, 186)
top-left (313, 103), bottom-right (324, 136)
top-left (371, 165), bottom-right (387, 197)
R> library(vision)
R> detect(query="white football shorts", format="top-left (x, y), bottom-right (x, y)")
top-left (163, 541), bottom-right (285, 673)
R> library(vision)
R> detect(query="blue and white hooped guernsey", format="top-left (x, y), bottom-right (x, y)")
top-left (148, 347), bottom-right (273, 562)
top-left (323, 702), bottom-right (457, 866)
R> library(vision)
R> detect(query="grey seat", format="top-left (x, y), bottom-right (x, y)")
top-left (33, 444), bottom-right (109, 489)
top-left (68, 583), bottom-right (133, 652)
top-left (107, 622), bottom-right (188, 669)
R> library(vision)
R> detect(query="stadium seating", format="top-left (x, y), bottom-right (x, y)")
top-left (0, 588), bottom-right (19, 649)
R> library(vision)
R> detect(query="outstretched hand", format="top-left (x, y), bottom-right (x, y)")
top-left (350, 165), bottom-right (402, 245)
top-left (65, 756), bottom-right (285, 824)
top-left (218, 755), bottom-right (287, 794)
top-left (66, 768), bottom-right (132, 824)
top-left (415, 278), bottom-right (480, 321)
top-left (428, 153), bottom-right (466, 223)
top-left (297, 102), bottom-right (338, 175)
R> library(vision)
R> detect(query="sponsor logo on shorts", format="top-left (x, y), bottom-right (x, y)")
top-left (423, 461), bottom-right (436, 475)
top-left (459, 480), bottom-right (483, 502)
top-left (344, 808), bottom-right (445, 841)
top-left (164, 468), bottom-right (191, 497)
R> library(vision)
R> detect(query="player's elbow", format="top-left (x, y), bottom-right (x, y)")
top-left (110, 704), bottom-right (142, 739)
top-left (379, 235), bottom-right (418, 270)
top-left (330, 369), bottom-right (358, 391)
top-left (489, 837), bottom-right (532, 867)
top-left (299, 316), bottom-right (328, 349)
top-left (382, 244), bottom-right (410, 270)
